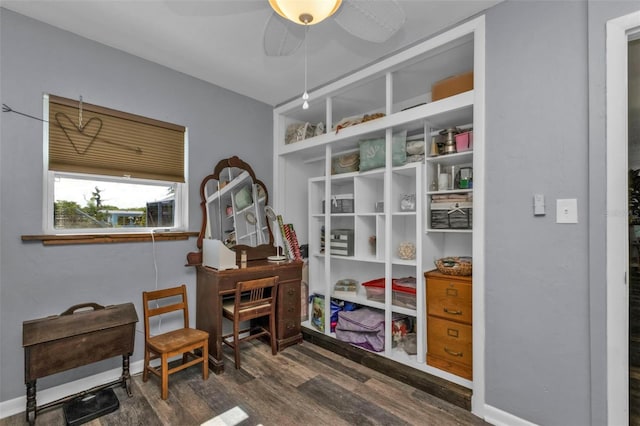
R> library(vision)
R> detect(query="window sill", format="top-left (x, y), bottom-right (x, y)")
top-left (21, 232), bottom-right (199, 246)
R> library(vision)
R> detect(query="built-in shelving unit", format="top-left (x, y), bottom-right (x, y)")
top-left (272, 17), bottom-right (485, 394)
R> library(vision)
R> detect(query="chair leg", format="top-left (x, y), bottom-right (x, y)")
top-left (143, 348), bottom-right (150, 382)
top-left (234, 317), bottom-right (241, 369)
top-left (202, 341), bottom-right (209, 380)
top-left (270, 313), bottom-right (277, 355)
top-left (161, 353), bottom-right (169, 400)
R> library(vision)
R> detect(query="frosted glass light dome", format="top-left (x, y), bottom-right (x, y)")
top-left (268, 0), bottom-right (342, 25)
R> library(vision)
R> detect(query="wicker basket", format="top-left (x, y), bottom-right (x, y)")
top-left (434, 257), bottom-right (472, 276)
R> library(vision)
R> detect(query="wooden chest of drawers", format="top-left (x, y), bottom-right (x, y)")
top-left (425, 270), bottom-right (472, 380)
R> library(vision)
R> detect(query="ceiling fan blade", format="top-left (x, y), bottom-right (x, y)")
top-left (263, 12), bottom-right (305, 57)
top-left (334, 0), bottom-right (406, 43)
top-left (164, 0), bottom-right (266, 17)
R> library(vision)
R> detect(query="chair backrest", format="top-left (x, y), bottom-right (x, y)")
top-left (234, 276), bottom-right (279, 321)
top-left (142, 284), bottom-right (190, 340)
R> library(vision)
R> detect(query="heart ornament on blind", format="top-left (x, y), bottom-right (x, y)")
top-left (54, 112), bottom-right (103, 155)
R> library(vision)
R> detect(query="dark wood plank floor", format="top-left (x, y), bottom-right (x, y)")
top-left (1, 341), bottom-right (488, 426)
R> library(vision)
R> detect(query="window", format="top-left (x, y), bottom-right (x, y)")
top-left (43, 94), bottom-right (188, 233)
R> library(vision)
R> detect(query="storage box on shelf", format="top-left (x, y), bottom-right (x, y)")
top-left (431, 71), bottom-right (474, 102)
top-left (455, 131), bottom-right (473, 152)
top-left (330, 229), bottom-right (355, 256)
top-left (431, 202), bottom-right (473, 229)
top-left (362, 277), bottom-right (417, 310)
top-left (322, 194), bottom-right (354, 213)
top-left (333, 278), bottom-right (358, 298)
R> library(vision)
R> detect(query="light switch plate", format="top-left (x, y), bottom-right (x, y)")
top-left (556, 198), bottom-right (578, 223)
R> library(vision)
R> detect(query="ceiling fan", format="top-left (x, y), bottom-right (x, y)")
top-left (166, 0), bottom-right (406, 57)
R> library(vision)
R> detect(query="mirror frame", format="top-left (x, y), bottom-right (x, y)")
top-left (187, 156), bottom-right (276, 265)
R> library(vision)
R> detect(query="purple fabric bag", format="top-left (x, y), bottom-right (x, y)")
top-left (335, 308), bottom-right (385, 352)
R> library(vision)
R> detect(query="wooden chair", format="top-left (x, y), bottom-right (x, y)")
top-left (222, 276), bottom-right (279, 369)
top-left (142, 284), bottom-right (209, 400)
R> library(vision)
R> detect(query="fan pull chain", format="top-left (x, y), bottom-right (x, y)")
top-left (302, 22), bottom-right (309, 110)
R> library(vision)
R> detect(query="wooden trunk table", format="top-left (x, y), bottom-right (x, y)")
top-left (22, 303), bottom-right (138, 425)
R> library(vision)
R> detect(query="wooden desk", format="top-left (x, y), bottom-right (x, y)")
top-left (22, 303), bottom-right (138, 425)
top-left (196, 260), bottom-right (303, 373)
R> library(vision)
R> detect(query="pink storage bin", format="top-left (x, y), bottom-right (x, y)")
top-left (455, 131), bottom-right (473, 152)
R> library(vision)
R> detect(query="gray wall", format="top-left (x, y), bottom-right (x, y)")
top-left (0, 8), bottom-right (273, 402)
top-left (484, 1), bottom-right (639, 425)
top-left (485, 1), bottom-right (590, 424)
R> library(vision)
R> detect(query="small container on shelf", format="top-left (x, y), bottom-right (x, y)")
top-left (362, 277), bottom-right (417, 309)
top-left (333, 279), bottom-right (358, 298)
top-left (363, 279), bottom-right (386, 303)
top-left (455, 130), bottom-right (473, 152)
top-left (322, 194), bottom-right (354, 213)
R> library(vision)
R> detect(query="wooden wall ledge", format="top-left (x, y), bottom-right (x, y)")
top-left (22, 231), bottom-right (198, 246)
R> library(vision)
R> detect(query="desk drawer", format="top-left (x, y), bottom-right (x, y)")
top-left (277, 318), bottom-right (299, 339)
top-left (427, 277), bottom-right (472, 324)
top-left (279, 281), bottom-right (299, 306)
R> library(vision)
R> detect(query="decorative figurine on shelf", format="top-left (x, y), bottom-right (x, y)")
top-left (398, 242), bottom-right (416, 260)
top-left (400, 194), bottom-right (416, 212)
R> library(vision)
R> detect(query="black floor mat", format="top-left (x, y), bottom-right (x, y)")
top-left (63, 388), bottom-right (119, 426)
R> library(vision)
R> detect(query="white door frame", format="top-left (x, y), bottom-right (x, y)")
top-left (606, 10), bottom-right (640, 426)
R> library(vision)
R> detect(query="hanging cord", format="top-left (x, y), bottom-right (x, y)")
top-left (2, 103), bottom-right (46, 122)
top-left (3, 102), bottom-right (143, 154)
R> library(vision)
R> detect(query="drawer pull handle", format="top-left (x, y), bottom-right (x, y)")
top-left (444, 347), bottom-right (463, 357)
top-left (444, 308), bottom-right (462, 315)
top-left (287, 289), bottom-right (295, 296)
top-left (287, 307), bottom-right (294, 313)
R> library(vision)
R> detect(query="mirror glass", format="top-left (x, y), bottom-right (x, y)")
top-left (203, 167), bottom-right (269, 247)
top-left (189, 156), bottom-right (275, 264)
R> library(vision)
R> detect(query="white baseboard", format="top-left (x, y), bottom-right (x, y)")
top-left (484, 404), bottom-right (539, 426)
top-left (0, 360), bottom-right (144, 420)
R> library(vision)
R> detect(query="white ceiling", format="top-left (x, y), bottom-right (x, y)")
top-left (1, 0), bottom-right (501, 106)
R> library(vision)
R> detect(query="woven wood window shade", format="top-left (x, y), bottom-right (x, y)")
top-left (48, 95), bottom-right (185, 183)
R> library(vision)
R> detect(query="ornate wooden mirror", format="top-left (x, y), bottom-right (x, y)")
top-left (187, 156), bottom-right (275, 265)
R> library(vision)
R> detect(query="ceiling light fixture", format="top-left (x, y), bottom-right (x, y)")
top-left (268, 0), bottom-right (342, 26)
top-left (269, 1), bottom-right (342, 110)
